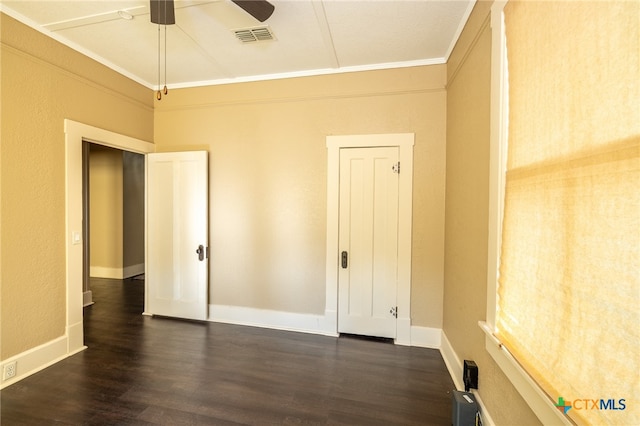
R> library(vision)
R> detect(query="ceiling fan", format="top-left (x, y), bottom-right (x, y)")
top-left (149, 0), bottom-right (275, 100)
top-left (150, 0), bottom-right (275, 25)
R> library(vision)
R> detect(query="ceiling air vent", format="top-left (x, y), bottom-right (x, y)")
top-left (233, 26), bottom-right (275, 43)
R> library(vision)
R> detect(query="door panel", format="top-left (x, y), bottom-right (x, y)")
top-left (146, 151), bottom-right (208, 320)
top-left (338, 147), bottom-right (399, 338)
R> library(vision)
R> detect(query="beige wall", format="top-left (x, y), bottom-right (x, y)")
top-left (89, 145), bottom-right (124, 273)
top-left (88, 146), bottom-right (145, 277)
top-left (0, 13), bottom-right (154, 359)
top-left (443, 1), bottom-right (540, 424)
top-left (154, 66), bottom-right (447, 326)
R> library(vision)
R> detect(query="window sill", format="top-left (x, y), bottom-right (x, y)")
top-left (478, 321), bottom-right (574, 425)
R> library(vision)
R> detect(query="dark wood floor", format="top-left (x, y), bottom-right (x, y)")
top-left (1, 277), bottom-right (455, 425)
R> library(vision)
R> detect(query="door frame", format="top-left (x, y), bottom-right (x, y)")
top-left (325, 133), bottom-right (414, 345)
top-left (65, 120), bottom-right (154, 353)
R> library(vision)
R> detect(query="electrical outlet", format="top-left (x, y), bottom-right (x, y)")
top-left (3, 361), bottom-right (17, 381)
top-left (463, 359), bottom-right (478, 391)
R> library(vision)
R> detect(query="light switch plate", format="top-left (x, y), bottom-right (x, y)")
top-left (72, 231), bottom-right (82, 245)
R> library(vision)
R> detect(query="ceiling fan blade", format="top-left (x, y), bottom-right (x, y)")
top-left (150, 0), bottom-right (175, 25)
top-left (231, 0), bottom-right (275, 23)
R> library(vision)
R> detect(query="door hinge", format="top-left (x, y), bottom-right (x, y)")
top-left (390, 306), bottom-right (398, 318)
top-left (392, 162), bottom-right (400, 174)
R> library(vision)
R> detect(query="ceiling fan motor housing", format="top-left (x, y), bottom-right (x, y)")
top-left (150, 0), bottom-right (175, 25)
top-left (150, 0), bottom-right (274, 25)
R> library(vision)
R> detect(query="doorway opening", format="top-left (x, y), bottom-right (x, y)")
top-left (82, 143), bottom-right (145, 307)
top-left (65, 119), bottom-right (154, 355)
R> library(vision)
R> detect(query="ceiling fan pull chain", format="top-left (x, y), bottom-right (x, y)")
top-left (156, 24), bottom-right (162, 100)
top-left (164, 24), bottom-right (168, 96)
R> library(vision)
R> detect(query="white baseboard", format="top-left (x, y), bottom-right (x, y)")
top-left (67, 320), bottom-right (86, 356)
top-left (210, 305), bottom-right (451, 351)
top-left (440, 331), bottom-right (495, 426)
top-left (123, 263), bottom-right (144, 279)
top-left (0, 334), bottom-right (87, 390)
top-left (90, 266), bottom-right (122, 279)
top-left (83, 290), bottom-right (94, 307)
top-left (89, 264), bottom-right (144, 279)
top-left (471, 389), bottom-right (496, 426)
top-left (210, 304), bottom-right (449, 353)
top-left (440, 331), bottom-right (465, 390)
top-left (410, 326), bottom-right (442, 348)
top-left (209, 304), bottom-right (337, 337)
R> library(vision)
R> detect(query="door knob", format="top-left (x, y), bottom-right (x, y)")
top-left (341, 251), bottom-right (348, 268)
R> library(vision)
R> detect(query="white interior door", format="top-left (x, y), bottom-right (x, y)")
top-left (146, 151), bottom-right (208, 320)
top-left (338, 147), bottom-right (399, 338)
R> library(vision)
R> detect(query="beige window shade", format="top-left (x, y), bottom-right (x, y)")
top-left (498, 2), bottom-right (639, 425)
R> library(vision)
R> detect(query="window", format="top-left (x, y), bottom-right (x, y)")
top-left (483, 2), bottom-right (639, 425)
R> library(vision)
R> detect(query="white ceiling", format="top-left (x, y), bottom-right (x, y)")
top-left (2, 0), bottom-right (475, 90)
